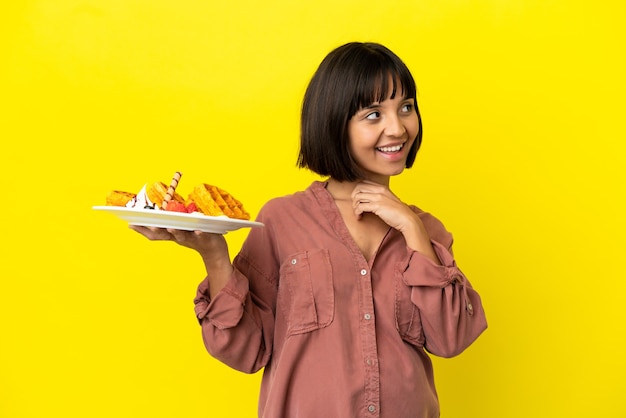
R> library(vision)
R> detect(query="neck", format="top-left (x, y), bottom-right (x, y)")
top-left (326, 176), bottom-right (390, 200)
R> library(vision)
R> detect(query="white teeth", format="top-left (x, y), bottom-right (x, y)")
top-left (377, 144), bottom-right (403, 152)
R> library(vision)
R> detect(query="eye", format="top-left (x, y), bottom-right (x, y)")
top-left (365, 111), bottom-right (381, 120)
top-left (401, 103), bottom-right (414, 113)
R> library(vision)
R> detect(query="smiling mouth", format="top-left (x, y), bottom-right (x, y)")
top-left (376, 143), bottom-right (404, 153)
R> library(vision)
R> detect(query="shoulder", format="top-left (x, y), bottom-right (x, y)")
top-left (256, 182), bottom-right (323, 221)
top-left (410, 205), bottom-right (454, 250)
top-left (259, 190), bottom-right (308, 216)
top-left (252, 182), bottom-right (323, 225)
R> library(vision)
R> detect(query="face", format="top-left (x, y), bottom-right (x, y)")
top-left (347, 89), bottom-right (419, 183)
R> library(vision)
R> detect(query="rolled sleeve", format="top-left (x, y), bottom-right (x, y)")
top-left (401, 240), bottom-right (465, 289)
top-left (399, 240), bottom-right (487, 357)
top-left (194, 270), bottom-right (249, 329)
top-left (193, 260), bottom-right (275, 374)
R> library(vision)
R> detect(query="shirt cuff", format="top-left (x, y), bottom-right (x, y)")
top-left (400, 240), bottom-right (463, 288)
top-left (193, 270), bottom-right (249, 329)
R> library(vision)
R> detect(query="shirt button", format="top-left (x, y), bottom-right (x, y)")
top-left (364, 313), bottom-right (371, 320)
top-left (360, 269), bottom-right (367, 276)
top-left (366, 358), bottom-right (372, 365)
top-left (368, 405), bottom-right (376, 413)
top-left (291, 259), bottom-right (297, 265)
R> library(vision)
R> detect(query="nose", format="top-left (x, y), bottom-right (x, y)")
top-left (384, 114), bottom-right (405, 137)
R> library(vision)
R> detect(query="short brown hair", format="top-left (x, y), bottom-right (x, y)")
top-left (298, 42), bottom-right (423, 181)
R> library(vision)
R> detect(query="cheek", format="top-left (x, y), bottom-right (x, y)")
top-left (408, 115), bottom-right (420, 138)
top-left (348, 126), bottom-right (376, 150)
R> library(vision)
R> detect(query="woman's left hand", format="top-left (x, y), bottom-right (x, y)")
top-left (351, 180), bottom-right (440, 263)
top-left (350, 180), bottom-right (419, 233)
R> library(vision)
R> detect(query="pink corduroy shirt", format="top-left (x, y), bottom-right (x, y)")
top-left (194, 181), bottom-right (487, 418)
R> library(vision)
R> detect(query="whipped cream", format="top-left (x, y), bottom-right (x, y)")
top-left (126, 184), bottom-right (160, 210)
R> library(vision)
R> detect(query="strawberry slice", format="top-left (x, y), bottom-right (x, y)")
top-left (185, 202), bottom-right (198, 213)
top-left (165, 200), bottom-right (187, 213)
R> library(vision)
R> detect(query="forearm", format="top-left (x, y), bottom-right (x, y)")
top-left (198, 236), bottom-right (234, 299)
top-left (202, 256), bottom-right (234, 299)
top-left (401, 217), bottom-right (441, 265)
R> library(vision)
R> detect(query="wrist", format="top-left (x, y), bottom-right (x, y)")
top-left (201, 252), bottom-right (232, 273)
top-left (401, 218), bottom-right (440, 265)
top-left (399, 213), bottom-right (426, 242)
top-left (201, 252), bottom-right (234, 298)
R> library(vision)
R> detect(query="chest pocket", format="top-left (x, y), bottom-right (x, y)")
top-left (394, 264), bottom-right (425, 348)
top-left (278, 249), bottom-right (334, 336)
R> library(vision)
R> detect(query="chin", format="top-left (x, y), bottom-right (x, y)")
top-left (387, 163), bottom-right (408, 176)
top-left (361, 167), bottom-right (406, 180)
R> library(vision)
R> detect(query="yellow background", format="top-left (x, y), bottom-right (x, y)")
top-left (1, 1), bottom-right (625, 417)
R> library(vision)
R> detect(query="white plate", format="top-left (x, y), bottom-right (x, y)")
top-left (93, 206), bottom-right (263, 234)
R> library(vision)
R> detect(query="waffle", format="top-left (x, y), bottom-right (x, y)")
top-left (106, 190), bottom-right (136, 207)
top-left (146, 182), bottom-right (185, 207)
top-left (188, 183), bottom-right (250, 220)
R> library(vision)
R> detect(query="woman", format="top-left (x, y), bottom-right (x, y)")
top-left (132, 42), bottom-right (487, 418)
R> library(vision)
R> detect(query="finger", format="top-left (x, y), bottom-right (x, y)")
top-left (167, 228), bottom-right (206, 236)
top-left (351, 183), bottom-right (369, 200)
top-left (355, 197), bottom-right (379, 218)
top-left (352, 192), bottom-right (371, 211)
top-left (353, 202), bottom-right (364, 220)
top-left (358, 184), bottom-right (399, 205)
top-left (129, 225), bottom-right (173, 241)
top-left (351, 186), bottom-right (373, 200)
top-left (167, 228), bottom-right (198, 243)
top-left (351, 182), bottom-right (386, 200)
